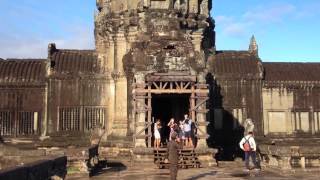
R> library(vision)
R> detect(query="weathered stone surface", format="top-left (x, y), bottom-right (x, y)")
top-left (1, 0), bottom-right (320, 174)
top-left (0, 156), bottom-right (67, 180)
top-left (67, 160), bottom-right (320, 180)
top-left (259, 141), bottom-right (320, 171)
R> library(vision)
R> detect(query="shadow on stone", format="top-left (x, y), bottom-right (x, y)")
top-left (230, 172), bottom-right (250, 178)
top-left (0, 135), bottom-right (4, 144)
top-left (91, 161), bottom-right (127, 177)
top-left (185, 171), bottom-right (217, 180)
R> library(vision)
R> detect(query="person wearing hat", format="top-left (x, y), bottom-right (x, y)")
top-left (167, 132), bottom-right (182, 180)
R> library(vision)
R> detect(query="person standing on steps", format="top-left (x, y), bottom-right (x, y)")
top-left (183, 114), bottom-right (193, 148)
top-left (239, 131), bottom-right (260, 171)
top-left (168, 118), bottom-right (176, 141)
top-left (154, 119), bottom-right (162, 149)
top-left (167, 132), bottom-right (182, 180)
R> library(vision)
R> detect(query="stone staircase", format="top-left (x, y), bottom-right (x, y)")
top-left (154, 148), bottom-right (201, 169)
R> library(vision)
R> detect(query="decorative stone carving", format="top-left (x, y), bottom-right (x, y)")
top-left (200, 0), bottom-right (209, 16)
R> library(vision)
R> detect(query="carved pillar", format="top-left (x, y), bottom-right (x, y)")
top-left (196, 72), bottom-right (209, 149)
top-left (126, 28), bottom-right (137, 52)
top-left (107, 36), bottom-right (115, 72)
top-left (106, 36), bottom-right (116, 136)
top-left (126, 30), bottom-right (137, 135)
top-left (134, 73), bottom-right (147, 147)
top-left (113, 32), bottom-right (128, 137)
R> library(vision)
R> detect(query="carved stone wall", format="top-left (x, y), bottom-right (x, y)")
top-left (94, 0), bottom-right (214, 138)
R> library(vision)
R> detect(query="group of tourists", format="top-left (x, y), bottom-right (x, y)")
top-left (165, 117), bottom-right (260, 180)
top-left (153, 114), bottom-right (195, 149)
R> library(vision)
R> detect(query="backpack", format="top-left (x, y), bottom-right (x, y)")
top-left (243, 137), bottom-right (252, 152)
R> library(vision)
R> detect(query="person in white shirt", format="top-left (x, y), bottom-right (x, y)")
top-left (239, 131), bottom-right (259, 171)
top-left (183, 114), bottom-right (193, 148)
top-left (154, 119), bottom-right (162, 149)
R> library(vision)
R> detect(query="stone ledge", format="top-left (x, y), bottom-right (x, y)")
top-left (259, 143), bottom-right (320, 171)
top-left (0, 156), bottom-right (67, 180)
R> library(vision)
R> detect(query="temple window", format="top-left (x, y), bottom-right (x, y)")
top-left (0, 111), bottom-right (14, 136)
top-left (59, 107), bottom-right (81, 131)
top-left (58, 106), bottom-right (106, 132)
top-left (0, 111), bottom-right (39, 136)
top-left (293, 112), bottom-right (310, 133)
top-left (84, 107), bottom-right (105, 130)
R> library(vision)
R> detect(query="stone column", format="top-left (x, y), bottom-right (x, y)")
top-left (134, 73), bottom-right (147, 147)
top-left (41, 86), bottom-right (48, 138)
top-left (105, 36), bottom-right (116, 136)
top-left (196, 72), bottom-right (209, 149)
top-left (126, 29), bottom-right (137, 135)
top-left (310, 106), bottom-right (315, 135)
top-left (279, 157), bottom-right (292, 170)
top-left (301, 156), bottom-right (306, 169)
top-left (286, 108), bottom-right (293, 135)
top-left (112, 32), bottom-right (128, 137)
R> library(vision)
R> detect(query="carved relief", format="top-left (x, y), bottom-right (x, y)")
top-left (200, 0), bottom-right (209, 16)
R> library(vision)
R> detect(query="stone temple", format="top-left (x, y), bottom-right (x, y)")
top-left (1, 0), bottom-right (320, 174)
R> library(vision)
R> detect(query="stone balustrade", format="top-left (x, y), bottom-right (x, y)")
top-left (259, 144), bottom-right (320, 171)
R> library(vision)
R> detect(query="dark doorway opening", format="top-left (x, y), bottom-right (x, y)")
top-left (151, 94), bottom-right (190, 145)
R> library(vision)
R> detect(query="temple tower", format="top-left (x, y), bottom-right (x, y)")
top-left (94, 0), bottom-right (215, 145)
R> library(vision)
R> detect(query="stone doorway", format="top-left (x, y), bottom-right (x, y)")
top-left (151, 94), bottom-right (190, 145)
top-left (133, 73), bottom-right (210, 148)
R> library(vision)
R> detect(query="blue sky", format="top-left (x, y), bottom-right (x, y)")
top-left (0, 0), bottom-right (319, 62)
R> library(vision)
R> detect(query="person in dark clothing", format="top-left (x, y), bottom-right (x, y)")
top-left (167, 132), bottom-right (182, 180)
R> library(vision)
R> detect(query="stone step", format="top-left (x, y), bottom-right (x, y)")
top-left (102, 138), bottom-right (134, 148)
top-left (154, 148), bottom-right (201, 168)
top-left (99, 147), bottom-right (134, 161)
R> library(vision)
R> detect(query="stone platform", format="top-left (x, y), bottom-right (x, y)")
top-left (0, 138), bottom-right (100, 176)
top-left (67, 161), bottom-right (320, 180)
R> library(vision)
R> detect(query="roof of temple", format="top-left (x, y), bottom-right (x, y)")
top-left (263, 62), bottom-right (320, 82)
top-left (50, 49), bottom-right (101, 75)
top-left (209, 51), bottom-right (263, 79)
top-left (0, 59), bottom-right (46, 85)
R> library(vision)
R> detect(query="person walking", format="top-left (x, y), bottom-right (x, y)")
top-left (239, 131), bottom-right (259, 171)
top-left (167, 132), bottom-right (182, 180)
